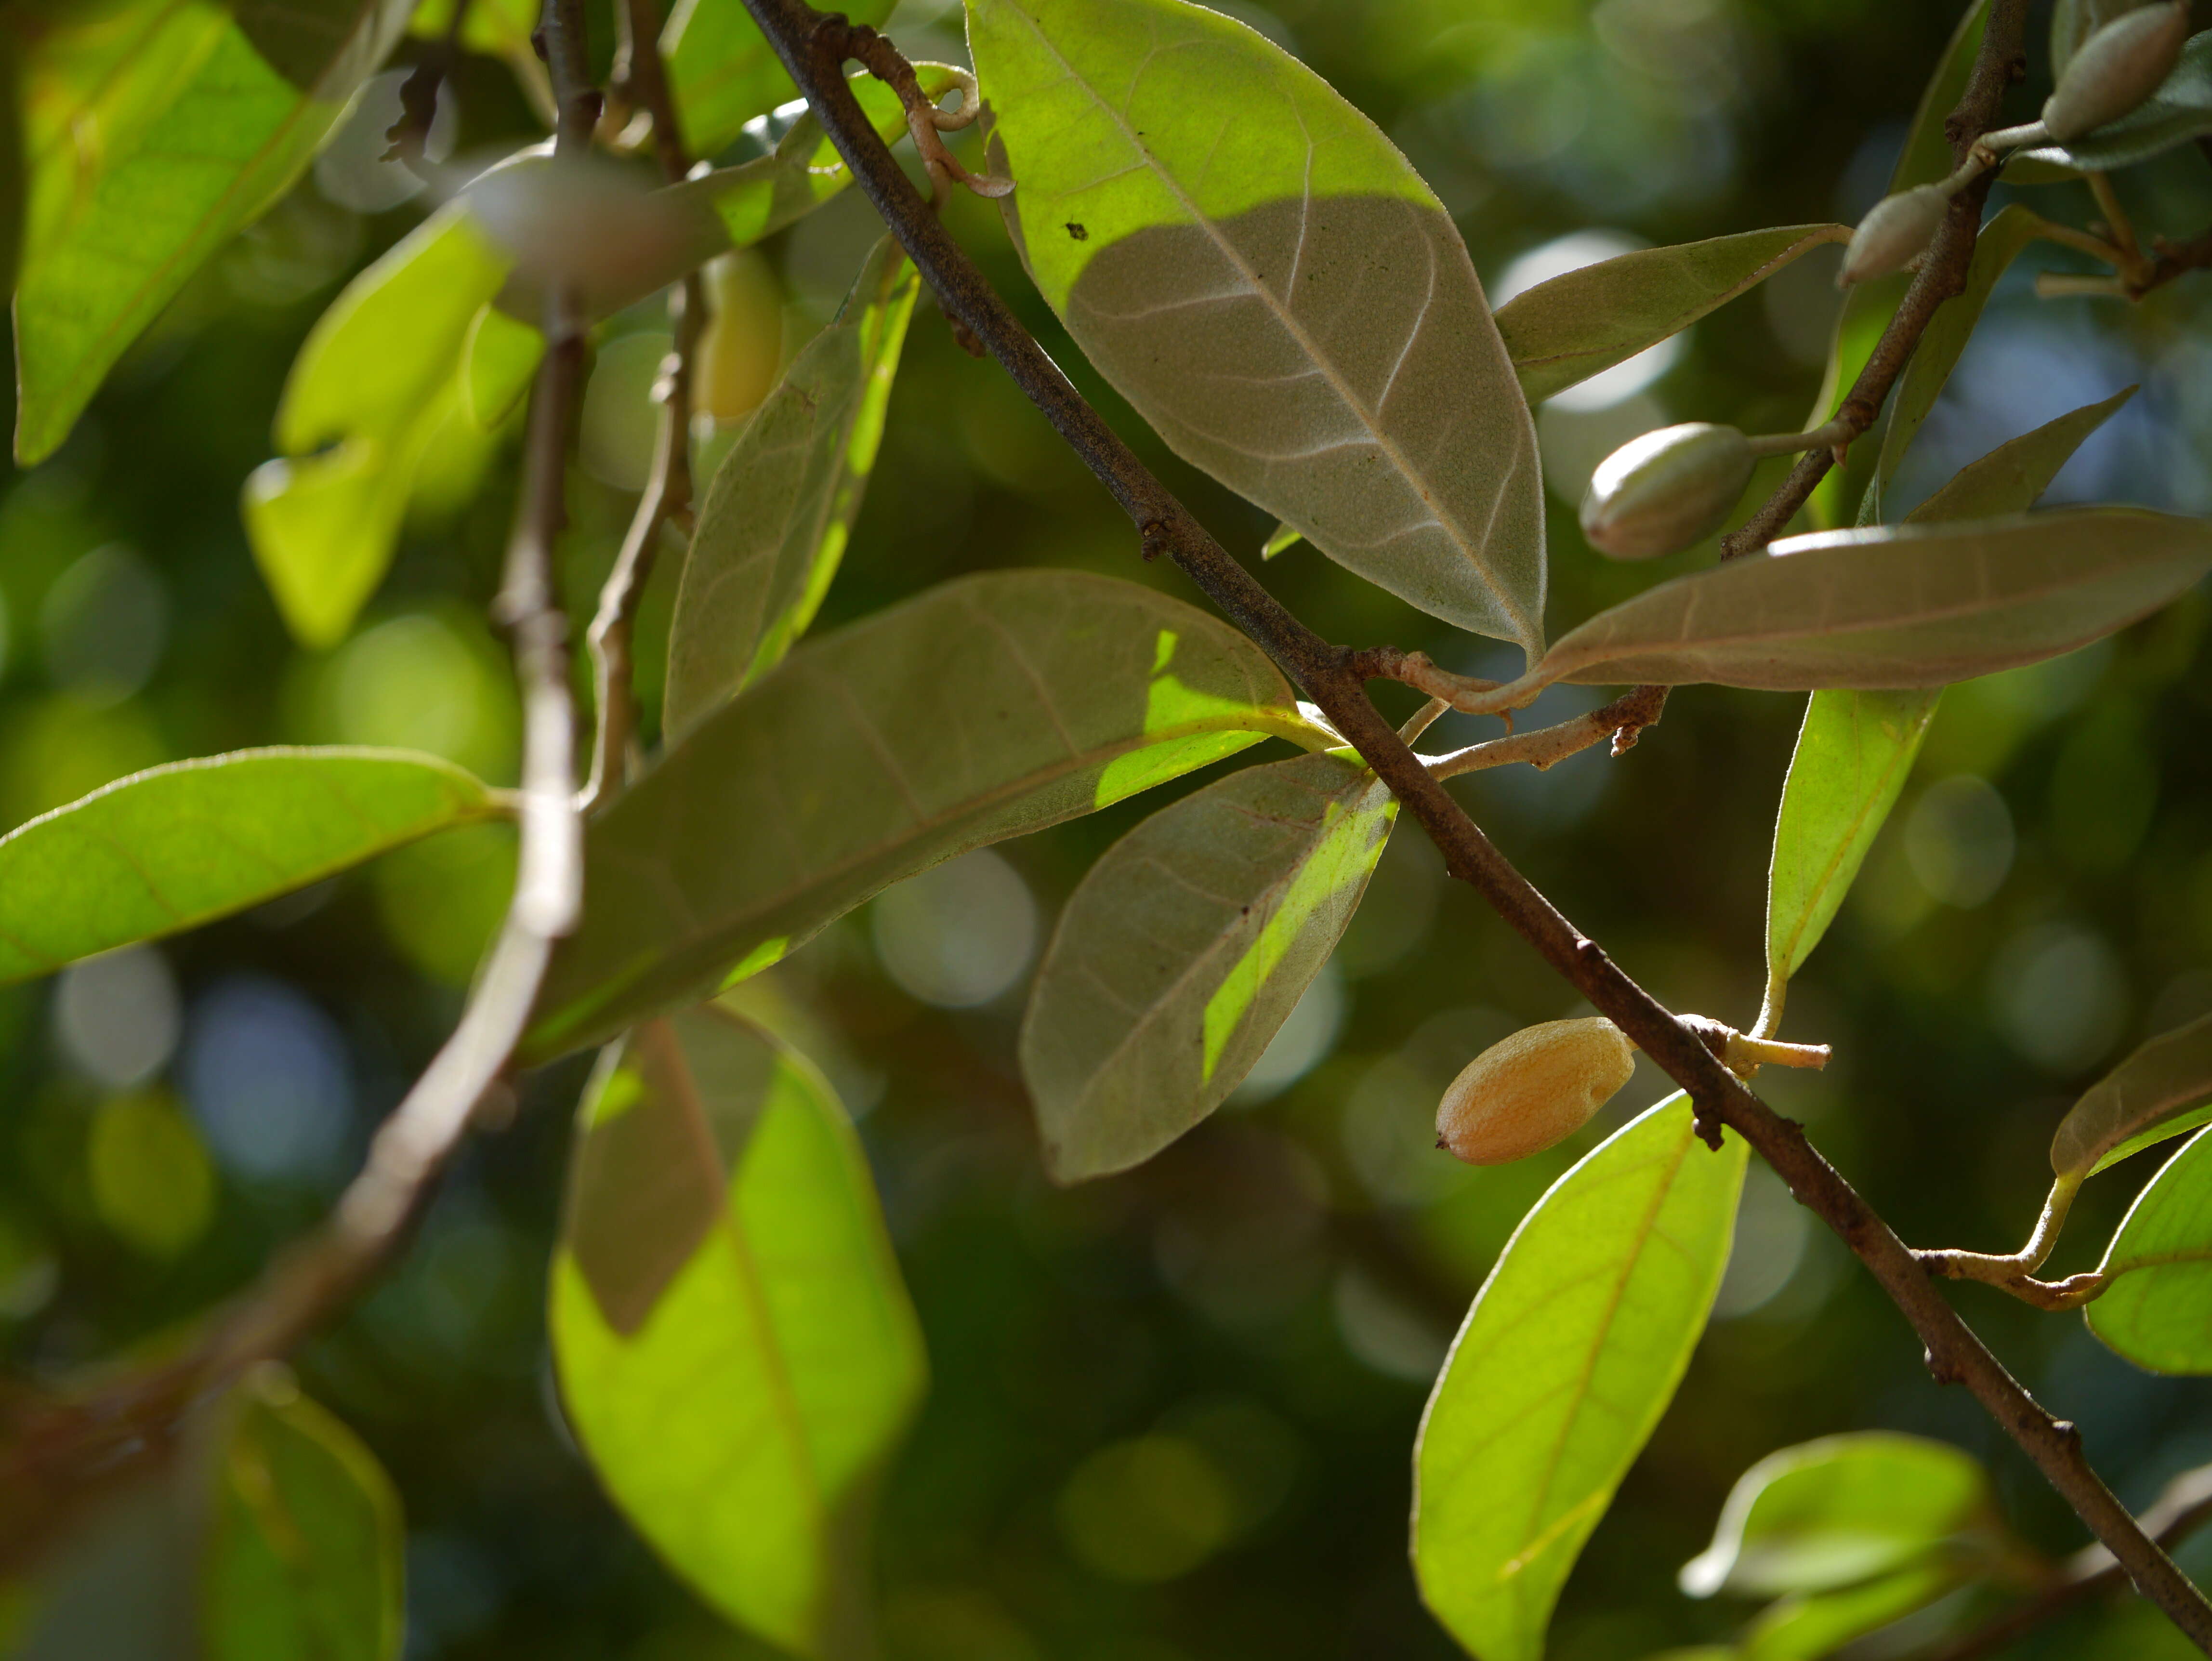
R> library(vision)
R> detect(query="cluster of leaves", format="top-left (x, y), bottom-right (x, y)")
top-left (6, 0), bottom-right (2212, 1658)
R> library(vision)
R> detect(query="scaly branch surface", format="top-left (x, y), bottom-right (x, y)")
top-left (736, 0), bottom-right (2212, 1645)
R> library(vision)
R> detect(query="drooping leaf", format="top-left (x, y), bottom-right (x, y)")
top-left (203, 1366), bottom-right (405, 1661)
top-left (1679, 1433), bottom-right (1994, 1599)
top-left (1413, 1094), bottom-right (1747, 1661)
top-left (970, 0), bottom-right (1546, 655)
top-left (1498, 225), bottom-right (1851, 406)
top-left (525, 571), bottom-right (1327, 1060)
top-left (1022, 751), bottom-right (1394, 1183)
top-left (2022, 30), bottom-right (2212, 171)
top-left (1756, 396), bottom-right (2128, 1012)
top-left (13, 0), bottom-right (415, 464)
top-left (553, 1010), bottom-right (924, 1658)
top-left (0, 748), bottom-right (496, 984)
top-left (1908, 386), bottom-right (2136, 524)
top-left (1865, 206), bottom-right (2042, 522)
top-left (2090, 1126), bottom-right (2212, 1373)
top-left (664, 0), bottom-right (897, 157)
top-left (2051, 1012), bottom-right (2212, 1178)
top-left (1738, 1564), bottom-right (1965, 1661)
top-left (1506, 509), bottom-right (2212, 699)
top-left (1808, 0), bottom-right (1985, 528)
top-left (665, 236), bottom-right (920, 737)
top-left (246, 203), bottom-right (513, 646)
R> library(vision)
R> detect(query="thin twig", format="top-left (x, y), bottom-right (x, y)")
top-left (1718, 0), bottom-right (2031, 560)
top-left (1422, 684), bottom-right (1668, 779)
top-left (584, 0), bottom-right (702, 809)
top-left (734, 0), bottom-right (2212, 1646)
top-left (0, 0), bottom-right (600, 1574)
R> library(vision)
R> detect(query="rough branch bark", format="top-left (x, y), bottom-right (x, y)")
top-left (736, 0), bottom-right (2212, 1644)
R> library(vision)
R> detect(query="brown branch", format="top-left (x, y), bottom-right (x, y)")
top-left (1717, 0), bottom-right (2031, 560)
top-left (1423, 684), bottom-right (1668, 780)
top-left (736, 0), bottom-right (2212, 1647)
top-left (0, 0), bottom-right (599, 1575)
top-left (585, 0), bottom-right (702, 809)
top-left (2128, 223), bottom-right (2212, 298)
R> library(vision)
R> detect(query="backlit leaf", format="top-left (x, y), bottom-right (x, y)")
top-left (2022, 30), bottom-right (2212, 171)
top-left (0, 748), bottom-right (496, 984)
top-left (1757, 396), bottom-right (2127, 1010)
top-left (664, 0), bottom-right (896, 157)
top-left (204, 1367), bottom-right (405, 1661)
top-left (1509, 509), bottom-right (2212, 699)
top-left (1739, 1564), bottom-right (1964, 1661)
top-left (1022, 751), bottom-right (1394, 1183)
top-left (524, 571), bottom-right (1326, 1060)
top-left (1414, 1094), bottom-right (1746, 1661)
top-left (1679, 1433), bottom-right (1994, 1599)
top-left (665, 236), bottom-right (920, 737)
top-left (1498, 225), bottom-right (1850, 406)
top-left (971, 0), bottom-right (1546, 654)
top-left (1865, 207), bottom-right (2042, 522)
top-left (552, 1010), bottom-right (924, 1658)
top-left (13, 0), bottom-right (414, 464)
top-left (2052, 1011), bottom-right (2212, 1178)
top-left (2089, 1125), bottom-right (2212, 1373)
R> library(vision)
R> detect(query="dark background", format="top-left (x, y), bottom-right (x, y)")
top-left (6, 0), bottom-right (2212, 1656)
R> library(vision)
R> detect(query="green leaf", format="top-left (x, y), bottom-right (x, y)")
top-left (0, 33), bottom-right (24, 300)
top-left (0, 748), bottom-right (496, 984)
top-left (1413, 1094), bottom-right (1747, 1661)
top-left (1739, 1564), bottom-right (1963, 1661)
top-left (2052, 1012), bottom-right (2212, 1178)
top-left (204, 1366), bottom-right (405, 1661)
top-left (463, 302), bottom-right (546, 431)
top-left (1755, 392), bottom-right (2127, 1011)
top-left (1022, 751), bottom-right (1395, 1183)
top-left (1509, 509), bottom-right (2212, 699)
top-left (414, 0), bottom-right (539, 56)
top-left (665, 0), bottom-right (895, 157)
top-left (1866, 207), bottom-right (2043, 522)
top-left (1680, 1433), bottom-right (1994, 1599)
top-left (970, 0), bottom-right (1546, 656)
top-left (1261, 520), bottom-right (1303, 560)
top-left (552, 1009), bottom-right (924, 1658)
top-left (2090, 1126), bottom-right (2212, 1373)
top-left (13, 0), bottom-right (414, 465)
top-left (665, 236), bottom-right (921, 737)
top-left (2023, 30), bottom-right (2212, 171)
top-left (1909, 386), bottom-right (2136, 524)
top-left (1807, 0), bottom-right (1985, 529)
top-left (525, 570), bottom-right (1326, 1060)
top-left (1498, 225), bottom-right (1851, 406)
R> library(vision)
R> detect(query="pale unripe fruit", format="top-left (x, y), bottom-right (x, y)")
top-left (1435, 1018), bottom-right (1638, 1166)
top-left (1580, 423), bottom-right (1754, 560)
top-left (1839, 184), bottom-right (1949, 287)
top-left (2052, 0), bottom-right (2149, 79)
top-left (694, 250), bottom-right (783, 424)
top-left (2043, 0), bottom-right (2190, 141)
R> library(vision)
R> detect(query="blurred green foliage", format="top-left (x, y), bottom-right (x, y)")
top-left (6, 0), bottom-right (2212, 1657)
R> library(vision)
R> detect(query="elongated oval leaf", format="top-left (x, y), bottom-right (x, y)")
top-left (1739, 1564), bottom-right (1965, 1661)
top-left (665, 237), bottom-right (920, 737)
top-left (0, 748), bottom-right (496, 984)
top-left (1756, 394), bottom-right (2131, 1011)
top-left (1866, 207), bottom-right (2042, 522)
top-left (1514, 509), bottom-right (2212, 698)
top-left (2090, 1126), bottom-right (2212, 1374)
top-left (1499, 225), bottom-right (1849, 406)
top-left (1680, 1433), bottom-right (1993, 1599)
top-left (13, 0), bottom-right (413, 464)
top-left (204, 1367), bottom-right (405, 1661)
top-left (552, 1010), bottom-right (924, 1658)
top-left (1413, 1094), bottom-right (1747, 1661)
top-left (2022, 30), bottom-right (2212, 171)
top-left (970, 0), bottom-right (1545, 653)
top-left (2052, 1012), bottom-right (2212, 1178)
top-left (526, 571), bottom-right (1324, 1060)
top-left (1023, 751), bottom-right (1394, 1183)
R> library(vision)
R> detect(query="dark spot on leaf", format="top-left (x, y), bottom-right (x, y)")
top-left (1066, 222), bottom-right (1089, 241)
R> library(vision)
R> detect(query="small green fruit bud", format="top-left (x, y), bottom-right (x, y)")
top-left (1580, 423), bottom-right (1754, 560)
top-left (1839, 184), bottom-right (1949, 287)
top-left (1435, 1017), bottom-right (1638, 1167)
top-left (2043, 0), bottom-right (2190, 142)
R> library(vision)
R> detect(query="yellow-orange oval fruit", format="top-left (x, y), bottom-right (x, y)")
top-left (694, 250), bottom-right (783, 425)
top-left (1435, 1017), bottom-right (1637, 1166)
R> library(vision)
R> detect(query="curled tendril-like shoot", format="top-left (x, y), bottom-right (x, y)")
top-left (848, 29), bottom-right (1012, 204)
